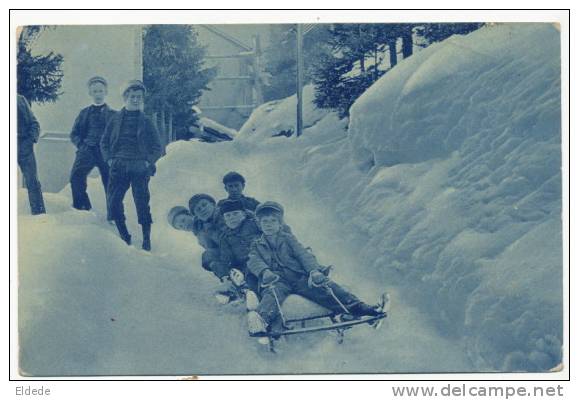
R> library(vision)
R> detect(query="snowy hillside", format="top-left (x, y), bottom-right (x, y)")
top-left (239, 23), bottom-right (563, 372)
top-left (18, 23), bottom-right (562, 375)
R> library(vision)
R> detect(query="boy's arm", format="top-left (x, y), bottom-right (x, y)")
top-left (247, 242), bottom-right (270, 278)
top-left (286, 234), bottom-right (319, 273)
top-left (19, 96), bottom-right (41, 142)
top-left (25, 100), bottom-right (41, 143)
top-left (100, 116), bottom-right (113, 162)
top-left (219, 236), bottom-right (234, 266)
top-left (249, 197), bottom-right (260, 210)
top-left (70, 109), bottom-right (85, 147)
top-left (194, 229), bottom-right (211, 250)
top-left (145, 117), bottom-right (163, 164)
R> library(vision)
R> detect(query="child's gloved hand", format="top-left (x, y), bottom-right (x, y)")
top-left (261, 269), bottom-right (279, 287)
top-left (308, 270), bottom-right (329, 288)
top-left (229, 268), bottom-right (246, 287)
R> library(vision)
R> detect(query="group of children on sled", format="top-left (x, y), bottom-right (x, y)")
top-left (168, 171), bottom-right (384, 341)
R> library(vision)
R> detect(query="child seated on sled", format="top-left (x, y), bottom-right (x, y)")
top-left (246, 201), bottom-right (383, 336)
top-left (168, 195), bottom-right (228, 280)
top-left (217, 199), bottom-right (263, 306)
top-left (217, 171), bottom-right (260, 212)
top-left (168, 196), bottom-right (256, 306)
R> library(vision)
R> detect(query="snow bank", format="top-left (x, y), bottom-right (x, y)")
top-left (299, 23), bottom-right (562, 371)
top-left (237, 84), bottom-right (330, 142)
top-left (19, 137), bottom-right (471, 375)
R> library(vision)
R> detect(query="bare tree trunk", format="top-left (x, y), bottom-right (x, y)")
top-left (168, 112), bottom-right (174, 142)
top-left (388, 39), bottom-right (398, 67)
top-left (159, 109), bottom-right (167, 154)
top-left (374, 45), bottom-right (378, 82)
top-left (359, 25), bottom-right (365, 74)
top-left (401, 28), bottom-right (413, 59)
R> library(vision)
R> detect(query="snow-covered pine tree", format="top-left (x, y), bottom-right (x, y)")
top-left (415, 23), bottom-right (485, 45)
top-left (311, 23), bottom-right (397, 118)
top-left (143, 25), bottom-right (216, 142)
top-left (17, 26), bottom-right (64, 104)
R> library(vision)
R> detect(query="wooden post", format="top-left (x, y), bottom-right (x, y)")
top-left (296, 23), bottom-right (304, 137)
top-left (252, 34), bottom-right (264, 107)
top-left (168, 112), bottom-right (174, 142)
top-left (133, 25), bottom-right (143, 80)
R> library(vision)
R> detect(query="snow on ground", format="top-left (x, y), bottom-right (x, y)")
top-left (18, 23), bottom-right (562, 375)
top-left (18, 139), bottom-right (472, 375)
top-left (239, 23), bottom-right (562, 372)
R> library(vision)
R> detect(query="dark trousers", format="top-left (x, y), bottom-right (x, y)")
top-left (18, 139), bottom-right (45, 215)
top-left (70, 144), bottom-right (109, 216)
top-left (107, 158), bottom-right (152, 225)
top-left (257, 276), bottom-right (360, 331)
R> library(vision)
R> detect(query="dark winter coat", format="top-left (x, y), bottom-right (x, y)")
top-left (219, 213), bottom-right (261, 268)
top-left (100, 108), bottom-right (163, 164)
top-left (70, 104), bottom-right (117, 147)
top-left (247, 231), bottom-right (321, 281)
top-left (192, 209), bottom-right (225, 251)
top-left (17, 95), bottom-right (40, 142)
top-left (217, 195), bottom-right (260, 212)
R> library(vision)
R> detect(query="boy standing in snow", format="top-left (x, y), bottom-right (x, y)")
top-left (17, 94), bottom-right (45, 215)
top-left (100, 80), bottom-right (162, 251)
top-left (69, 76), bottom-right (116, 217)
top-left (217, 172), bottom-right (260, 212)
top-left (246, 201), bottom-right (383, 335)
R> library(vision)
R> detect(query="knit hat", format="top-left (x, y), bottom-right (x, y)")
top-left (167, 206), bottom-right (191, 227)
top-left (188, 193), bottom-right (216, 213)
top-left (220, 200), bottom-right (244, 214)
top-left (223, 171), bottom-right (246, 185)
top-left (121, 80), bottom-right (147, 98)
top-left (255, 201), bottom-right (284, 218)
top-left (87, 76), bottom-right (107, 87)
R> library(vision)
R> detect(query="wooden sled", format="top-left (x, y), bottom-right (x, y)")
top-left (249, 294), bottom-right (389, 352)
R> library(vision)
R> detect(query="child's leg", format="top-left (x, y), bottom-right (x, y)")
top-left (107, 160), bottom-right (131, 224)
top-left (257, 280), bottom-right (292, 331)
top-left (295, 278), bottom-right (362, 314)
top-left (201, 250), bottom-right (219, 272)
top-left (70, 146), bottom-right (97, 210)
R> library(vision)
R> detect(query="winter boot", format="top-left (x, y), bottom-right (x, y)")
top-left (215, 277), bottom-right (240, 304)
top-left (114, 220), bottom-right (131, 245)
top-left (229, 268), bottom-right (246, 287)
top-left (28, 185), bottom-right (46, 215)
top-left (245, 290), bottom-right (259, 311)
top-left (247, 311), bottom-right (267, 335)
top-left (141, 223), bottom-right (151, 251)
top-left (348, 301), bottom-right (383, 318)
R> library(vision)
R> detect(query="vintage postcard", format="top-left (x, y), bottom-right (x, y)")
top-left (12, 11), bottom-right (567, 378)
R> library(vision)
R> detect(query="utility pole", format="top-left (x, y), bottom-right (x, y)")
top-left (296, 23), bottom-right (304, 137)
top-left (134, 25), bottom-right (143, 80)
top-left (252, 34), bottom-right (264, 106)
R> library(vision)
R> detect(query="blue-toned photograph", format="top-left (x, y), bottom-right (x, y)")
top-left (16, 21), bottom-right (563, 376)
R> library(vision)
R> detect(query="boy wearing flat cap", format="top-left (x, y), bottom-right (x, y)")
top-left (218, 199), bottom-right (262, 299)
top-left (101, 80), bottom-right (162, 251)
top-left (69, 76), bottom-right (117, 217)
top-left (246, 201), bottom-right (383, 335)
top-left (187, 193), bottom-right (226, 277)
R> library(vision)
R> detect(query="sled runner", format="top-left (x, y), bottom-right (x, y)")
top-left (250, 293), bottom-right (390, 352)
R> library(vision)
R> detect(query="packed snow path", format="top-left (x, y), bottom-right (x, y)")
top-left (18, 139), bottom-right (473, 376)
